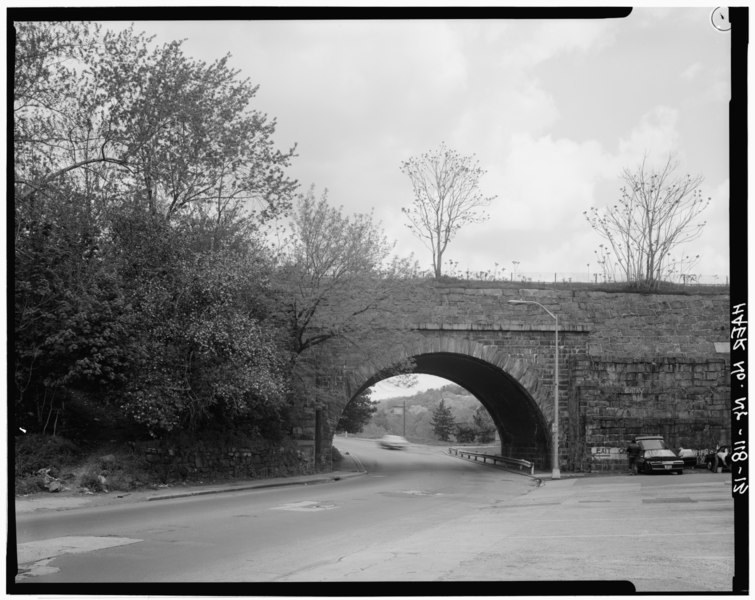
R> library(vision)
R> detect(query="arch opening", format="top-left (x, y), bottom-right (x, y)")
top-left (345, 351), bottom-right (550, 469)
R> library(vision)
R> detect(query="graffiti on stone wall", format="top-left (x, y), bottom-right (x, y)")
top-left (591, 446), bottom-right (624, 459)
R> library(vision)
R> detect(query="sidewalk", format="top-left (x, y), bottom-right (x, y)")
top-left (14, 455), bottom-right (366, 514)
top-left (534, 466), bottom-right (718, 480)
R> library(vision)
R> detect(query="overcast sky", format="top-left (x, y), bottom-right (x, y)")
top-left (123, 7), bottom-right (731, 286)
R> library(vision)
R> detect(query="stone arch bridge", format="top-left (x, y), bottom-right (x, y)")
top-left (297, 282), bottom-right (731, 474)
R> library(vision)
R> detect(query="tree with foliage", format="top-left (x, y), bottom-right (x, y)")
top-left (472, 406), bottom-right (496, 443)
top-left (14, 21), bottom-right (298, 439)
top-left (14, 22), bottom-right (297, 222)
top-left (584, 155), bottom-right (710, 290)
top-left (114, 230), bottom-right (292, 436)
top-left (336, 390), bottom-right (378, 434)
top-left (431, 398), bottom-right (456, 442)
top-left (455, 424), bottom-right (477, 443)
top-left (400, 143), bottom-right (495, 278)
top-left (274, 187), bottom-right (425, 394)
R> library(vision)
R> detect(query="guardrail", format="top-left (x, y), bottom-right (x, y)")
top-left (448, 447), bottom-right (535, 476)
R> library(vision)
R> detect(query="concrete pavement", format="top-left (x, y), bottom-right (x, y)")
top-left (13, 439), bottom-right (735, 591)
top-left (278, 466), bottom-right (734, 591)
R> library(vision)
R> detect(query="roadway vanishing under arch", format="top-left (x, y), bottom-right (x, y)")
top-left (351, 352), bottom-right (551, 468)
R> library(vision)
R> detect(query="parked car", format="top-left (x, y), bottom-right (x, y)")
top-left (635, 435), bottom-right (684, 474)
top-left (378, 434), bottom-right (409, 450)
top-left (677, 447), bottom-right (699, 469)
top-left (704, 445), bottom-right (731, 472)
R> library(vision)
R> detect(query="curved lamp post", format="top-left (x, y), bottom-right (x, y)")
top-left (508, 299), bottom-right (561, 479)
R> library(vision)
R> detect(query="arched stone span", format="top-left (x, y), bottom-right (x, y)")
top-left (302, 284), bottom-right (728, 474)
top-left (339, 337), bottom-right (553, 468)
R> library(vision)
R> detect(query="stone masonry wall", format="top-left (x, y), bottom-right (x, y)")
top-left (277, 281), bottom-right (731, 475)
top-left (323, 282), bottom-right (731, 473)
top-left (567, 356), bottom-right (730, 472)
top-left (137, 436), bottom-right (315, 483)
top-left (418, 283), bottom-right (728, 360)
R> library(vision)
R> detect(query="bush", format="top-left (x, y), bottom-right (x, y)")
top-left (14, 434), bottom-right (160, 494)
top-left (15, 474), bottom-right (48, 495)
top-left (15, 433), bottom-right (82, 477)
top-left (77, 466), bottom-right (108, 492)
top-left (74, 449), bottom-right (154, 492)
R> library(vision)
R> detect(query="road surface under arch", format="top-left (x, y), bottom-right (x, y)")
top-left (349, 351), bottom-right (551, 468)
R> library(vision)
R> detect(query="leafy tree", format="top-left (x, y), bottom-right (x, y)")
top-left (455, 424), bottom-right (477, 443)
top-left (98, 28), bottom-right (298, 221)
top-left (472, 406), bottom-right (496, 443)
top-left (103, 202), bottom-right (293, 435)
top-left (274, 187), bottom-right (424, 394)
top-left (336, 390), bottom-right (378, 434)
top-left (13, 21), bottom-right (117, 203)
top-left (584, 155), bottom-right (710, 290)
top-left (13, 22), bottom-right (298, 440)
top-left (431, 398), bottom-right (456, 442)
top-left (400, 143), bottom-right (495, 278)
top-left (14, 180), bottom-right (141, 436)
top-left (14, 22), bottom-right (298, 222)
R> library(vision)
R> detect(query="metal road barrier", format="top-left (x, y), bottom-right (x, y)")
top-left (448, 447), bottom-right (535, 476)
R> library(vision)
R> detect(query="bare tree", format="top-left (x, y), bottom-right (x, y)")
top-left (400, 143), bottom-right (495, 278)
top-left (585, 155), bottom-right (710, 289)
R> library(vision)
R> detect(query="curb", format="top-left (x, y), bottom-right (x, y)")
top-left (146, 470), bottom-right (366, 502)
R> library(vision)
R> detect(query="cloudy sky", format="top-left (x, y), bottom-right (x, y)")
top-left (121, 7), bottom-right (732, 286)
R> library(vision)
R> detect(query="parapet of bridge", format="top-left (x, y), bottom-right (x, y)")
top-left (297, 281), bottom-right (731, 474)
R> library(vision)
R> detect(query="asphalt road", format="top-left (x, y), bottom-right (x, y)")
top-left (13, 437), bottom-right (735, 592)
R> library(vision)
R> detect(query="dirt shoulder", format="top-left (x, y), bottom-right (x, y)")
top-left (14, 454), bottom-right (365, 514)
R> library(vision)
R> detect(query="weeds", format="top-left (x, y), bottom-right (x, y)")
top-left (14, 434), bottom-right (155, 495)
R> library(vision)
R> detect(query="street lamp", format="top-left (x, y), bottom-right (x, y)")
top-left (508, 299), bottom-right (560, 479)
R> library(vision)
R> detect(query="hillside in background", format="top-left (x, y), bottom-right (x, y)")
top-left (360, 384), bottom-right (496, 444)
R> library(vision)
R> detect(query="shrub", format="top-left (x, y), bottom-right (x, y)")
top-left (75, 449), bottom-right (154, 492)
top-left (15, 474), bottom-right (48, 495)
top-left (14, 433), bottom-right (82, 477)
top-left (77, 466), bottom-right (108, 492)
